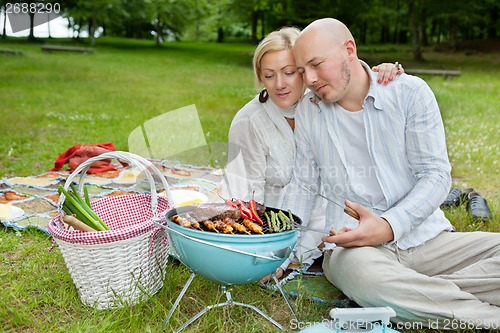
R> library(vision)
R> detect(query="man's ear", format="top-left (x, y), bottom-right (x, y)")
top-left (344, 39), bottom-right (357, 57)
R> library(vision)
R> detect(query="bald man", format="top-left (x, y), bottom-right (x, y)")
top-left (283, 18), bottom-right (500, 328)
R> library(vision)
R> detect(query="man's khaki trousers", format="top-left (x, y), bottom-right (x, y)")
top-left (323, 231), bottom-right (500, 329)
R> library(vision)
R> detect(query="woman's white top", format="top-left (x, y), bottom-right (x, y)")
top-left (223, 95), bottom-right (296, 207)
top-left (223, 94), bottom-right (326, 268)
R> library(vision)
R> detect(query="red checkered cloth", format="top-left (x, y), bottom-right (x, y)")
top-left (49, 194), bottom-right (173, 246)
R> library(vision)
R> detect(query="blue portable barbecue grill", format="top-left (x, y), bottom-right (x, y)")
top-left (156, 204), bottom-right (301, 332)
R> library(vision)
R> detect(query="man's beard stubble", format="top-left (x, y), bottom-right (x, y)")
top-left (320, 59), bottom-right (351, 104)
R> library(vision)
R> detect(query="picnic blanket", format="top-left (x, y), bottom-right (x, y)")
top-left (260, 257), bottom-right (354, 308)
top-left (0, 159), bottom-right (222, 234)
top-left (0, 159), bottom-right (348, 306)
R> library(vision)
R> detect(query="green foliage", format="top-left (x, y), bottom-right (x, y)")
top-left (6, 0), bottom-right (497, 51)
top-left (149, 0), bottom-right (202, 44)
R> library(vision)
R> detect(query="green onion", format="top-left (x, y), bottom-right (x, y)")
top-left (83, 185), bottom-right (91, 207)
top-left (58, 184), bottom-right (109, 231)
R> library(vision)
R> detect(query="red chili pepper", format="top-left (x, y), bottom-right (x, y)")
top-left (218, 193), bottom-right (238, 208)
top-left (235, 199), bottom-right (253, 220)
top-left (248, 198), bottom-right (264, 225)
top-left (225, 198), bottom-right (237, 208)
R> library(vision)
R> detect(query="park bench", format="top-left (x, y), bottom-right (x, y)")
top-left (0, 48), bottom-right (24, 56)
top-left (406, 69), bottom-right (461, 80)
top-left (41, 45), bottom-right (94, 54)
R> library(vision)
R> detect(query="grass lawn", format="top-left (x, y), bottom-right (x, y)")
top-left (0, 37), bottom-right (499, 332)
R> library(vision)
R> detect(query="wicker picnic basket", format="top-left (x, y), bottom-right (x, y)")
top-left (48, 151), bottom-right (175, 310)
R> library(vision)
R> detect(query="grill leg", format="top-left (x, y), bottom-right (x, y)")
top-left (168, 281), bottom-right (286, 332)
top-left (163, 271), bottom-right (196, 327)
top-left (163, 272), bottom-right (292, 333)
top-left (177, 285), bottom-right (286, 331)
top-left (272, 273), bottom-right (299, 322)
top-left (224, 285), bottom-right (284, 330)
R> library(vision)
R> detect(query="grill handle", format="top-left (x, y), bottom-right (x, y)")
top-left (158, 222), bottom-right (290, 262)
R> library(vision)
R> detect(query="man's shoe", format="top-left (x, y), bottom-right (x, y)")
top-left (459, 188), bottom-right (474, 206)
top-left (441, 187), bottom-right (462, 208)
top-left (466, 191), bottom-right (493, 222)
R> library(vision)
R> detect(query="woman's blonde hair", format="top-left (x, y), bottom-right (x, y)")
top-left (252, 26), bottom-right (301, 90)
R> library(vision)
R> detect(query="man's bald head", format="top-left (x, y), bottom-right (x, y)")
top-left (293, 18), bottom-right (366, 107)
top-left (297, 18), bottom-right (355, 50)
top-left (293, 18), bottom-right (358, 70)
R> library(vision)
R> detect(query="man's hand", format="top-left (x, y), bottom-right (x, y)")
top-left (260, 267), bottom-right (284, 284)
top-left (322, 200), bottom-right (394, 247)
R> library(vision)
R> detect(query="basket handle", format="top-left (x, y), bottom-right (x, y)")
top-left (59, 151), bottom-right (173, 217)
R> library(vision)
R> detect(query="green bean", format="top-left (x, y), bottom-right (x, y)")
top-left (270, 211), bottom-right (275, 232)
top-left (279, 213), bottom-right (288, 232)
top-left (278, 210), bottom-right (289, 222)
top-left (271, 211), bottom-right (280, 232)
top-left (265, 212), bottom-right (272, 231)
top-left (278, 210), bottom-right (291, 230)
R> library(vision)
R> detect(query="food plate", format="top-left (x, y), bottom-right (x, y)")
top-left (170, 189), bottom-right (208, 207)
top-left (0, 204), bottom-right (25, 220)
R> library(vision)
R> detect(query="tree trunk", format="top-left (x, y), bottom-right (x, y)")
top-left (28, 12), bottom-right (36, 41)
top-left (437, 20), bottom-right (442, 44)
top-left (488, 5), bottom-right (497, 38)
top-left (217, 27), bottom-right (224, 43)
top-left (430, 18), bottom-right (437, 44)
top-left (421, 7), bottom-right (427, 46)
top-left (251, 10), bottom-right (258, 44)
top-left (195, 22), bottom-right (200, 41)
top-left (47, 13), bottom-right (51, 38)
top-left (2, 5), bottom-right (6, 39)
top-left (398, 29), bottom-right (408, 44)
top-left (449, 16), bottom-right (458, 51)
top-left (409, 0), bottom-right (424, 61)
top-left (155, 14), bottom-right (161, 47)
top-left (380, 25), bottom-right (388, 44)
top-left (360, 20), bottom-right (367, 45)
top-left (260, 13), bottom-right (265, 41)
top-left (68, 17), bottom-right (74, 39)
top-left (75, 18), bottom-right (81, 40)
top-left (392, 0), bottom-right (401, 43)
top-left (89, 10), bottom-right (97, 46)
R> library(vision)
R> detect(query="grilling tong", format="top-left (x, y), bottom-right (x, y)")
top-left (290, 186), bottom-right (361, 236)
top-left (300, 185), bottom-right (360, 221)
